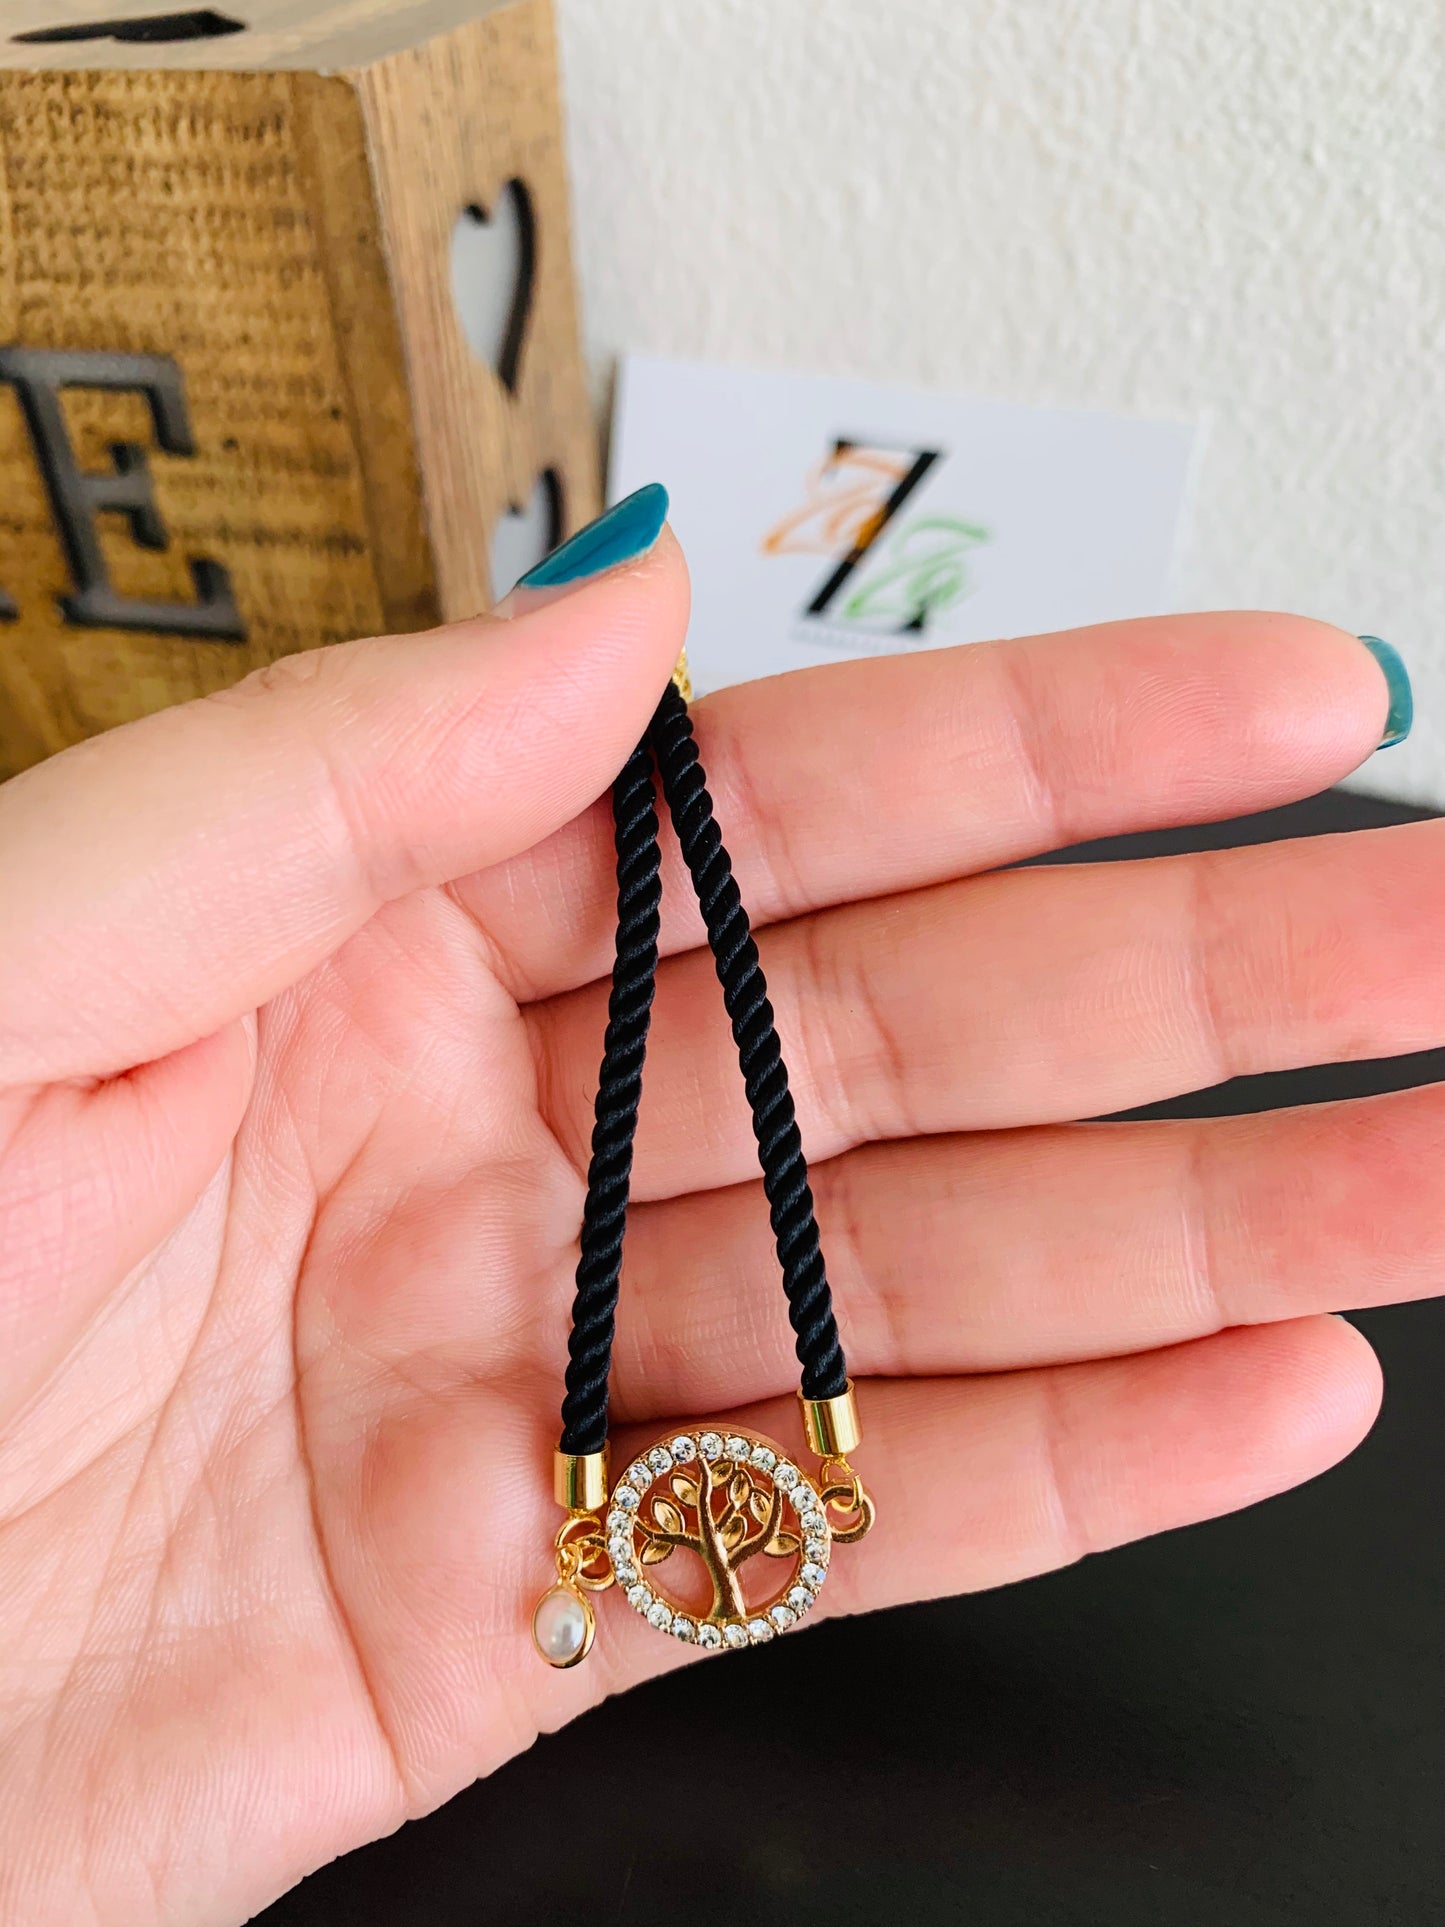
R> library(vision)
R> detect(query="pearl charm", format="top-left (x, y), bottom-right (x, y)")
top-left (531, 1582), bottom-right (594, 1669)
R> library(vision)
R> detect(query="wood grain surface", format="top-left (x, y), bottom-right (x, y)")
top-left (0, 0), bottom-right (597, 779)
top-left (356, 0), bottom-right (600, 621)
top-left (0, 0), bottom-right (511, 72)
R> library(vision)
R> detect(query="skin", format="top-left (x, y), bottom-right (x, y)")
top-left (0, 528), bottom-right (1432, 1924)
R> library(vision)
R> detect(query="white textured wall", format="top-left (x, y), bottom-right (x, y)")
top-left (556, 0), bottom-right (1445, 806)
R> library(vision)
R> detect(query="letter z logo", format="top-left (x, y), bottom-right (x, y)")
top-left (803, 441), bottom-right (940, 629)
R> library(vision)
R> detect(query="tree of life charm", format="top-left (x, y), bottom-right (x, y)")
top-left (605, 1428), bottom-right (832, 1651)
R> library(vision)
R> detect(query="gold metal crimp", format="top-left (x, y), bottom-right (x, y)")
top-left (670, 648), bottom-right (693, 701)
top-left (553, 1447), bottom-right (610, 1513)
top-left (798, 1381), bottom-right (863, 1459)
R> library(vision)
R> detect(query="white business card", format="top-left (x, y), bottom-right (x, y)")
top-left (609, 355), bottom-right (1197, 695)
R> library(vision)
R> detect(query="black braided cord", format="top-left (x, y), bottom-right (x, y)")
top-left (558, 680), bottom-right (847, 1455)
top-left (648, 683), bottom-right (848, 1401)
top-left (557, 734), bottom-right (662, 1455)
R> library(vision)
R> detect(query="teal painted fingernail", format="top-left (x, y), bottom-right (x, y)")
top-left (517, 483), bottom-right (669, 589)
top-left (1358, 636), bottom-right (1413, 749)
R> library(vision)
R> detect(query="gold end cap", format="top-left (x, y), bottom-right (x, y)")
top-left (553, 1447), bottom-right (610, 1512)
top-left (799, 1381), bottom-right (862, 1458)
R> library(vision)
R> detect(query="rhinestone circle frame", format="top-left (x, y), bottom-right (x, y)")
top-left (606, 1426), bottom-right (831, 1650)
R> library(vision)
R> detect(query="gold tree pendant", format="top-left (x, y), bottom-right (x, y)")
top-left (533, 1396), bottom-right (874, 1666)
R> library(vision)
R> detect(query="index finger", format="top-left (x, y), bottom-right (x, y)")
top-left (0, 536), bottom-right (689, 1087)
top-left (462, 613), bottom-right (1399, 1002)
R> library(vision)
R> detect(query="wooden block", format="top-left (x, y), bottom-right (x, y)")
top-left (0, 0), bottom-right (599, 778)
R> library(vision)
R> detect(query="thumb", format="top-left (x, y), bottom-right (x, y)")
top-left (0, 497), bottom-right (688, 1087)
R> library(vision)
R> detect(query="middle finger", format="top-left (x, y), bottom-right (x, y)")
top-left (529, 819), bottom-right (1445, 1200)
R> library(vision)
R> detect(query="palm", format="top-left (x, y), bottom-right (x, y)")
top-left (0, 880), bottom-right (588, 1921)
top-left (0, 561), bottom-right (1432, 1927)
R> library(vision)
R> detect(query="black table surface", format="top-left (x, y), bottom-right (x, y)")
top-left (262, 788), bottom-right (1445, 1927)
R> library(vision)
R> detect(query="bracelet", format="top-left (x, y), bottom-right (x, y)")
top-left (532, 664), bottom-right (875, 1668)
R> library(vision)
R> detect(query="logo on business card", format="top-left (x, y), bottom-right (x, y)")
top-left (762, 440), bottom-right (988, 639)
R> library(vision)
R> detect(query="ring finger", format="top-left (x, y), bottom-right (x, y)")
top-left (603, 1083), bottom-right (1445, 1420)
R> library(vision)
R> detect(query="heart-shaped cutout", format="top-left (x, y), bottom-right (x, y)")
top-left (450, 180), bottom-right (536, 394)
top-left (490, 470), bottom-right (564, 600)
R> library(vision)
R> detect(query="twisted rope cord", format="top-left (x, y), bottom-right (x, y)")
top-left (557, 681), bottom-right (847, 1454)
top-left (648, 681), bottom-right (848, 1402)
top-left (558, 734), bottom-right (662, 1455)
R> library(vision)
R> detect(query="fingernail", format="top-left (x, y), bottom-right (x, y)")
top-left (516, 483), bottom-right (669, 590)
top-left (1358, 636), bottom-right (1413, 749)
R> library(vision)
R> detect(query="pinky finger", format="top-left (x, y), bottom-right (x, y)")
top-left (603, 1314), bottom-right (1381, 1668)
top-left (343, 1314), bottom-right (1381, 1801)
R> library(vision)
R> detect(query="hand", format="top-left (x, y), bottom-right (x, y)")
top-left (0, 524), bottom-right (1424, 1925)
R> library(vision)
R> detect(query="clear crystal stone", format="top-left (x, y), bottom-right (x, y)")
top-left (614, 1485), bottom-right (639, 1511)
top-left (671, 1617), bottom-right (696, 1642)
top-left (626, 1461), bottom-right (652, 1491)
top-left (626, 1583), bottom-right (651, 1611)
top-left (773, 1462), bottom-right (800, 1490)
top-left (646, 1599), bottom-right (673, 1632)
top-left (723, 1434), bottom-right (749, 1461)
top-left (670, 1435), bottom-right (695, 1462)
top-left (801, 1561), bottom-right (827, 1591)
top-left (805, 1538), bottom-right (829, 1566)
top-left (788, 1484), bottom-right (815, 1513)
top-left (723, 1623), bottom-right (749, 1649)
top-left (697, 1624), bottom-right (722, 1649)
top-left (613, 1561), bottom-right (637, 1586)
top-left (699, 1432), bottom-right (723, 1460)
top-left (747, 1617), bottom-right (774, 1643)
top-left (647, 1446), bottom-right (673, 1477)
top-left (770, 1604), bottom-right (797, 1630)
top-left (749, 1444), bottom-right (777, 1473)
top-left (787, 1585), bottom-right (813, 1613)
